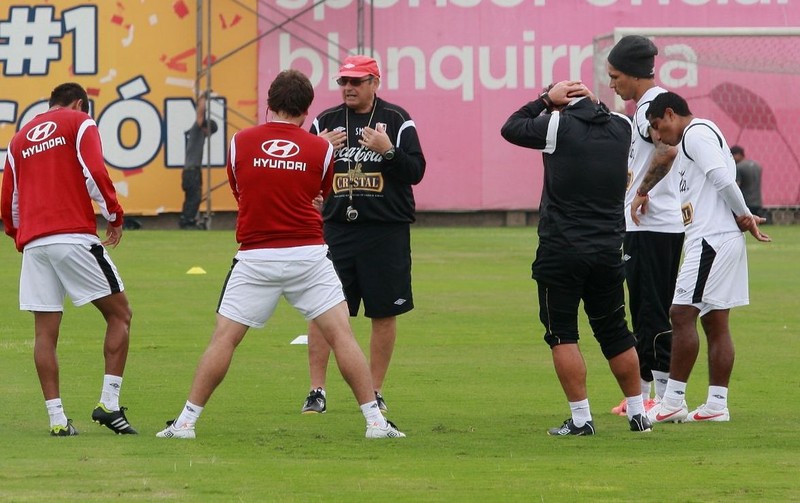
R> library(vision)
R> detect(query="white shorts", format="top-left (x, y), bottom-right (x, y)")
top-left (673, 232), bottom-right (749, 316)
top-left (217, 251), bottom-right (345, 328)
top-left (20, 241), bottom-right (125, 311)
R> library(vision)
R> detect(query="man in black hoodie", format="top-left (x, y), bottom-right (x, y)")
top-left (501, 80), bottom-right (651, 436)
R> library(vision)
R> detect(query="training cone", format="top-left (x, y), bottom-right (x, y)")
top-left (186, 266), bottom-right (207, 275)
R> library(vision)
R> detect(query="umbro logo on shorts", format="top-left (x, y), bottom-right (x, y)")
top-left (393, 298), bottom-right (407, 306)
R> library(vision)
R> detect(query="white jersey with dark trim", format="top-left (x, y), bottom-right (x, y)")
top-left (626, 86), bottom-right (684, 233)
top-left (674, 118), bottom-right (740, 242)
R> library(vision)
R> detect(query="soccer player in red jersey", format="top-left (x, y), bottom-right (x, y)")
top-left (2, 82), bottom-right (137, 436)
top-left (156, 70), bottom-right (405, 440)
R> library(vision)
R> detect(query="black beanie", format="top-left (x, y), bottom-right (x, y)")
top-left (607, 35), bottom-right (658, 78)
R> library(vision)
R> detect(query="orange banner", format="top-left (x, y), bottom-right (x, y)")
top-left (0, 1), bottom-right (258, 215)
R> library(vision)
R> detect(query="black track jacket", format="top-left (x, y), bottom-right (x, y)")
top-left (501, 97), bottom-right (632, 253)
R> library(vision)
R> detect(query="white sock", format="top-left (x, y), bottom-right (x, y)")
top-left (626, 395), bottom-right (645, 418)
top-left (361, 400), bottom-right (387, 428)
top-left (100, 374), bottom-right (123, 411)
top-left (652, 371), bottom-right (670, 399)
top-left (175, 401), bottom-right (203, 428)
top-left (569, 398), bottom-right (592, 427)
top-left (663, 379), bottom-right (688, 408)
top-left (46, 398), bottom-right (68, 428)
top-left (706, 386), bottom-right (728, 410)
top-left (640, 379), bottom-right (652, 400)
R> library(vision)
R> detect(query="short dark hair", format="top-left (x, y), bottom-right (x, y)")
top-left (267, 69), bottom-right (314, 117)
top-left (201, 119), bottom-right (219, 135)
top-left (646, 91), bottom-right (692, 120)
top-left (730, 145), bottom-right (744, 156)
top-left (49, 82), bottom-right (89, 113)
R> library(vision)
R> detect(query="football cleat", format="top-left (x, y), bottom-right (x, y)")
top-left (156, 419), bottom-right (196, 439)
top-left (301, 388), bottom-right (326, 414)
top-left (643, 397), bottom-right (659, 412)
top-left (50, 419), bottom-right (79, 437)
top-left (646, 400), bottom-right (689, 423)
top-left (92, 403), bottom-right (138, 434)
top-left (547, 418), bottom-right (595, 436)
top-left (629, 413), bottom-right (653, 432)
top-left (611, 398), bottom-right (627, 416)
top-left (375, 391), bottom-right (388, 414)
top-left (686, 403), bottom-right (730, 422)
top-left (365, 420), bottom-right (405, 439)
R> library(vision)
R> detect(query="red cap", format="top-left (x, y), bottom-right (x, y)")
top-left (335, 55), bottom-right (381, 79)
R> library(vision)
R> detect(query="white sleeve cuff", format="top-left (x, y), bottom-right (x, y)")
top-left (718, 180), bottom-right (751, 217)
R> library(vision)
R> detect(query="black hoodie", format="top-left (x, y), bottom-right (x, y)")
top-left (501, 97), bottom-right (632, 253)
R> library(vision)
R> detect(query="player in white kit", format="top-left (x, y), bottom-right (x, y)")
top-left (630, 91), bottom-right (770, 424)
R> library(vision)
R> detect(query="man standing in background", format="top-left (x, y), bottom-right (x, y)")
top-left (607, 35), bottom-right (685, 415)
top-left (731, 145), bottom-right (765, 223)
top-left (180, 91), bottom-right (218, 230)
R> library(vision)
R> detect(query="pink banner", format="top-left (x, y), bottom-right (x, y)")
top-left (258, 1), bottom-right (799, 210)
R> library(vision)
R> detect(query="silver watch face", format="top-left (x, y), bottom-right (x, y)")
top-left (384, 149), bottom-right (395, 160)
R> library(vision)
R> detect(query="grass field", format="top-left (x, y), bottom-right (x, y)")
top-left (0, 226), bottom-right (798, 502)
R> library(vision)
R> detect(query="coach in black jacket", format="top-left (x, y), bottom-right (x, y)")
top-left (501, 81), bottom-right (652, 436)
top-left (301, 55), bottom-right (426, 416)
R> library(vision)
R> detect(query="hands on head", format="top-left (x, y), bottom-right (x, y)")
top-left (546, 81), bottom-right (597, 108)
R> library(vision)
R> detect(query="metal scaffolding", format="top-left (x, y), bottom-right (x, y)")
top-left (194, 0), bottom-right (372, 229)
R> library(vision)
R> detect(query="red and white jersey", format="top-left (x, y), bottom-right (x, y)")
top-left (227, 121), bottom-right (334, 250)
top-left (2, 108), bottom-right (124, 252)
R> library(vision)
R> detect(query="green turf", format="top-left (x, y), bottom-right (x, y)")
top-left (0, 226), bottom-right (798, 501)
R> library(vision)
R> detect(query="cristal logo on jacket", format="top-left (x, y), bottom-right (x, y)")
top-left (332, 163), bottom-right (384, 194)
top-left (261, 139), bottom-right (300, 158)
top-left (26, 121), bottom-right (58, 142)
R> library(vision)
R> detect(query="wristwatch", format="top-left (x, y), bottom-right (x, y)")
top-left (539, 91), bottom-right (554, 110)
top-left (383, 147), bottom-right (396, 160)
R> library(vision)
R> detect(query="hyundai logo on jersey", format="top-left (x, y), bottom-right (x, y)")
top-left (22, 121), bottom-right (66, 159)
top-left (261, 139), bottom-right (300, 158)
top-left (254, 139), bottom-right (306, 171)
top-left (26, 121), bottom-right (58, 142)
